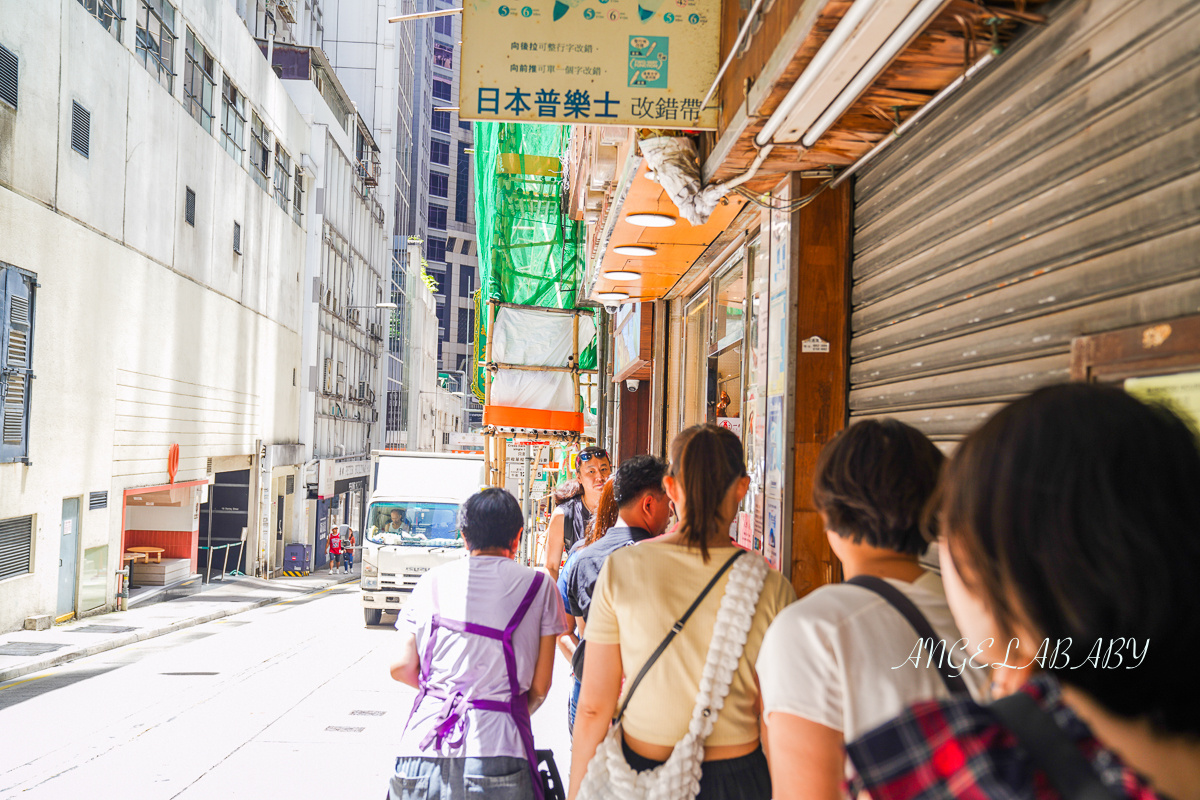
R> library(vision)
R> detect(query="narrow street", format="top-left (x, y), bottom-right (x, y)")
top-left (0, 584), bottom-right (574, 800)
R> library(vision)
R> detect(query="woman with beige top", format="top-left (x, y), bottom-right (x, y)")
top-left (568, 425), bottom-right (796, 800)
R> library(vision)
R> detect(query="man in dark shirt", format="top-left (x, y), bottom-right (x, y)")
top-left (563, 455), bottom-right (671, 730)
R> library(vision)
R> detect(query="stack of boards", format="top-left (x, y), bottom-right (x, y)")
top-left (131, 558), bottom-right (191, 586)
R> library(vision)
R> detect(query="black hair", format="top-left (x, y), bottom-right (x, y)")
top-left (613, 454), bottom-right (668, 508)
top-left (576, 446), bottom-right (610, 475)
top-left (669, 425), bottom-right (746, 562)
top-left (812, 418), bottom-right (944, 555)
top-left (935, 383), bottom-right (1200, 736)
top-left (458, 488), bottom-right (524, 551)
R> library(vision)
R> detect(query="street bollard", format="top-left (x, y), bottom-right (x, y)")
top-left (115, 566), bottom-right (130, 612)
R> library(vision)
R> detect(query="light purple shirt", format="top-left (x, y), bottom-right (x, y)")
top-left (398, 556), bottom-right (567, 759)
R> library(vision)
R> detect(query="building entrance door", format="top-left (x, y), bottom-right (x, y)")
top-left (57, 497), bottom-right (80, 617)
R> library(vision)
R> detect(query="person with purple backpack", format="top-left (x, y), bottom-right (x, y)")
top-left (388, 487), bottom-right (569, 800)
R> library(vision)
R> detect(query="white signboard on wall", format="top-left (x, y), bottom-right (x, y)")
top-left (462, 0), bottom-right (721, 127)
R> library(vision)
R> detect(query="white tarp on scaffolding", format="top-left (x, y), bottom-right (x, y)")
top-left (492, 307), bottom-right (596, 367)
top-left (489, 307), bottom-right (595, 413)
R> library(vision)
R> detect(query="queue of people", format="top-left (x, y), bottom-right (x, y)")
top-left (386, 382), bottom-right (1200, 800)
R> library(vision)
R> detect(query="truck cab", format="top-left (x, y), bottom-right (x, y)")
top-left (360, 452), bottom-right (483, 625)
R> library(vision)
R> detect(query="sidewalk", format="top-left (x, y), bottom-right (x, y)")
top-left (0, 566), bottom-right (361, 684)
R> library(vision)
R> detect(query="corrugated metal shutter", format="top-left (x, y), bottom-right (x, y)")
top-left (849, 0), bottom-right (1200, 444)
top-left (0, 515), bottom-right (33, 580)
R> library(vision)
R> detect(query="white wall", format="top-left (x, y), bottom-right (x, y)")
top-left (0, 0), bottom-right (309, 631)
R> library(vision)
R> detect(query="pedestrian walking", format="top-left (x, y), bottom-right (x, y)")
top-left (388, 487), bottom-right (568, 800)
top-left (569, 425), bottom-right (796, 800)
top-left (327, 524), bottom-right (344, 575)
top-left (339, 524), bottom-right (356, 573)
top-left (562, 455), bottom-right (671, 735)
top-left (755, 419), bottom-right (986, 800)
top-left (846, 384), bottom-right (1200, 800)
top-left (545, 446), bottom-right (612, 579)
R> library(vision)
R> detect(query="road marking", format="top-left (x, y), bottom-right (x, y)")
top-left (274, 579), bottom-right (360, 605)
top-left (0, 673), bottom-right (52, 692)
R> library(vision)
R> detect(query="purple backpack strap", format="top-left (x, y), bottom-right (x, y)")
top-left (503, 571), bottom-right (546, 800)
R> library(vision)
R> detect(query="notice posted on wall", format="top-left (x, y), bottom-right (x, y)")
top-left (763, 497), bottom-right (781, 570)
top-left (461, 0), bottom-right (720, 127)
top-left (1125, 370), bottom-right (1200, 433)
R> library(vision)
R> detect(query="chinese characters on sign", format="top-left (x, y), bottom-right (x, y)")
top-left (462, 0), bottom-right (720, 128)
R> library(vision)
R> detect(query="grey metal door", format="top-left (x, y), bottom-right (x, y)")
top-left (57, 497), bottom-right (80, 617)
top-left (849, 0), bottom-right (1200, 445)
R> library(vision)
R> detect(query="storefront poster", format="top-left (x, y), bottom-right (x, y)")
top-left (766, 186), bottom-right (791, 397)
top-left (763, 497), bottom-right (781, 570)
top-left (717, 416), bottom-right (742, 437)
top-left (765, 395), bottom-right (784, 496)
top-left (462, 0), bottom-right (721, 127)
top-left (736, 510), bottom-right (753, 549)
top-left (1125, 370), bottom-right (1200, 433)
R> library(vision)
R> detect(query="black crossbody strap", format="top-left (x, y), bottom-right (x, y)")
top-left (613, 550), bottom-right (745, 723)
top-left (990, 692), bottom-right (1120, 800)
top-left (847, 575), bottom-right (970, 696)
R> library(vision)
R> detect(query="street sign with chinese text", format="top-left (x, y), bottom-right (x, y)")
top-left (461, 0), bottom-right (720, 128)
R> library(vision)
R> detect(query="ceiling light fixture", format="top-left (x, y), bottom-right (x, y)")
top-left (613, 245), bottom-right (657, 256)
top-left (625, 213), bottom-right (676, 227)
top-left (596, 291), bottom-right (629, 301)
top-left (602, 270), bottom-right (642, 281)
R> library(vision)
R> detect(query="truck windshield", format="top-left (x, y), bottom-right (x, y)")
top-left (366, 502), bottom-right (463, 548)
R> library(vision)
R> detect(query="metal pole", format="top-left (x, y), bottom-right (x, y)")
top-left (597, 311), bottom-right (608, 449)
top-left (204, 485), bottom-right (214, 584)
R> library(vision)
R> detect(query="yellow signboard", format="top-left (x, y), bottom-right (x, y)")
top-left (1125, 370), bottom-right (1200, 432)
top-left (461, 0), bottom-right (720, 128)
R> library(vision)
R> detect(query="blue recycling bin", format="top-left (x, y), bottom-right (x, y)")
top-left (283, 544), bottom-right (312, 573)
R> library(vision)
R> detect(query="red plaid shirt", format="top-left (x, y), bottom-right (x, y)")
top-left (845, 676), bottom-right (1162, 800)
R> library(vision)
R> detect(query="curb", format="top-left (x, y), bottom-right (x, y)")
top-left (0, 574), bottom-right (359, 684)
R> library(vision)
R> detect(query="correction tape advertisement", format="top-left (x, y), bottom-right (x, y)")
top-left (462, 0), bottom-right (720, 127)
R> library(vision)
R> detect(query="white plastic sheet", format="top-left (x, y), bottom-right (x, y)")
top-left (490, 370), bottom-right (576, 412)
top-left (492, 307), bottom-right (597, 367)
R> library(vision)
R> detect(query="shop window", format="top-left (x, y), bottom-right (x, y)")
top-left (431, 138), bottom-right (450, 165)
top-left (183, 29), bottom-right (215, 133)
top-left (681, 293), bottom-right (709, 429)
top-left (136, 0), bottom-right (176, 93)
top-left (79, 0), bottom-right (122, 41)
top-left (714, 262), bottom-right (746, 351)
top-left (430, 172), bottom-right (449, 198)
top-left (433, 43), bottom-right (454, 69)
top-left (220, 75), bottom-right (246, 161)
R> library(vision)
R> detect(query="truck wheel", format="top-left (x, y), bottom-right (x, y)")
top-left (364, 608), bottom-right (382, 626)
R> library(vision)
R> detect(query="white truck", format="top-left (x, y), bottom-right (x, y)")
top-left (360, 451), bottom-right (485, 625)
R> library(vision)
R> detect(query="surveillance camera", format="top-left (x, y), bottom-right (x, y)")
top-left (604, 302), bottom-right (620, 314)
top-left (625, 379), bottom-right (640, 393)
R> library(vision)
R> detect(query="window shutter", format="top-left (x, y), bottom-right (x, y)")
top-left (0, 43), bottom-right (17, 110)
top-left (71, 101), bottom-right (90, 158)
top-left (233, 221), bottom-right (242, 254)
top-left (0, 515), bottom-right (33, 580)
top-left (1, 265), bottom-right (34, 463)
top-left (185, 187), bottom-right (196, 225)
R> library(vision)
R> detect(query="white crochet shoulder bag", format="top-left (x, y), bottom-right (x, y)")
top-left (577, 549), bottom-right (769, 800)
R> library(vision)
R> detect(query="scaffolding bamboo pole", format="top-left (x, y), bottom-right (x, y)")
top-left (487, 362), bottom-right (598, 374)
top-left (485, 299), bottom-right (498, 486)
top-left (572, 311), bottom-right (581, 425)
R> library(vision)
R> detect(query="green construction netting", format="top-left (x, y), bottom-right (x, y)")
top-left (472, 121), bottom-right (595, 402)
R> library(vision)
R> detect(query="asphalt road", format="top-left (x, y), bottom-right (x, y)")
top-left (0, 581), bottom-right (575, 800)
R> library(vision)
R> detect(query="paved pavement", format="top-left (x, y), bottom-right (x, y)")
top-left (0, 567), bottom-right (362, 684)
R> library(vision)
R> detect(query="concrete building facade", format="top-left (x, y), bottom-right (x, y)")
top-left (0, 0), bottom-right (312, 631)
